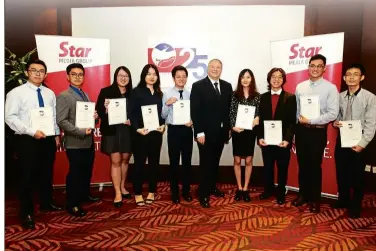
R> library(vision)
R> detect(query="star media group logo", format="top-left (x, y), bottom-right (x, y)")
top-left (148, 42), bottom-right (208, 79)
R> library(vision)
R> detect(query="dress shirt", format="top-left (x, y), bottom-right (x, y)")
top-left (337, 88), bottom-right (376, 148)
top-left (208, 77), bottom-right (221, 94)
top-left (295, 77), bottom-right (339, 125)
top-left (161, 86), bottom-right (190, 125)
top-left (5, 82), bottom-right (60, 136)
top-left (271, 88), bottom-right (282, 95)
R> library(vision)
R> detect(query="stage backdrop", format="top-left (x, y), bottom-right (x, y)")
top-left (35, 35), bottom-right (111, 185)
top-left (71, 5), bottom-right (305, 168)
top-left (271, 32), bottom-right (344, 196)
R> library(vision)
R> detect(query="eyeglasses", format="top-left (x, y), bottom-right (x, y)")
top-left (117, 75), bottom-right (129, 79)
top-left (309, 64), bottom-right (325, 69)
top-left (271, 76), bottom-right (283, 80)
top-left (70, 73), bottom-right (84, 78)
top-left (28, 69), bottom-right (46, 75)
top-left (345, 73), bottom-right (362, 77)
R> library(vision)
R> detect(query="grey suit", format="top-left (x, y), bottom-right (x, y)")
top-left (56, 88), bottom-right (93, 149)
top-left (56, 86), bottom-right (96, 208)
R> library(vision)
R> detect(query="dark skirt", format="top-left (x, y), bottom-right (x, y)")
top-left (232, 129), bottom-right (256, 157)
top-left (101, 124), bottom-right (132, 154)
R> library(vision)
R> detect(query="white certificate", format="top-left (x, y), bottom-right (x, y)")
top-left (75, 101), bottom-right (95, 129)
top-left (173, 100), bottom-right (190, 125)
top-left (235, 105), bottom-right (256, 130)
top-left (340, 120), bottom-right (362, 148)
top-left (30, 107), bottom-right (55, 136)
top-left (108, 98), bottom-right (127, 125)
top-left (264, 120), bottom-right (283, 146)
top-left (300, 95), bottom-right (320, 120)
top-left (141, 104), bottom-right (160, 131)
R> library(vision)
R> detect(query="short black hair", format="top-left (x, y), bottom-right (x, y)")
top-left (309, 54), bottom-right (327, 65)
top-left (26, 59), bottom-right (47, 72)
top-left (66, 63), bottom-right (85, 75)
top-left (266, 68), bottom-right (287, 91)
top-left (345, 63), bottom-right (365, 75)
top-left (171, 65), bottom-right (188, 78)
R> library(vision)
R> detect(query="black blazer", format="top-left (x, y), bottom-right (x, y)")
top-left (96, 84), bottom-right (131, 136)
top-left (258, 90), bottom-right (297, 144)
top-left (190, 76), bottom-right (233, 143)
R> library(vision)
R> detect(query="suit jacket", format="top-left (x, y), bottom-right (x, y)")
top-left (96, 84), bottom-right (131, 136)
top-left (190, 76), bottom-right (233, 143)
top-left (56, 87), bottom-right (93, 149)
top-left (257, 90), bottom-right (297, 145)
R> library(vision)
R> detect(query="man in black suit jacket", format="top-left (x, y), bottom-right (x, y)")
top-left (257, 68), bottom-right (297, 204)
top-left (190, 59), bottom-right (233, 208)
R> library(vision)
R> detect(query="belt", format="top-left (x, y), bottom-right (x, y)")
top-left (302, 124), bottom-right (326, 129)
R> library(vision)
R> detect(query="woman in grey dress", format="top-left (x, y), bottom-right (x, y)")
top-left (96, 66), bottom-right (133, 207)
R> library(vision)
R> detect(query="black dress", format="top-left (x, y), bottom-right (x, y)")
top-left (229, 92), bottom-right (261, 157)
top-left (101, 94), bottom-right (132, 154)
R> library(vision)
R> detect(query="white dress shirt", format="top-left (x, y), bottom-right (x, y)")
top-left (271, 88), bottom-right (282, 95)
top-left (5, 82), bottom-right (60, 137)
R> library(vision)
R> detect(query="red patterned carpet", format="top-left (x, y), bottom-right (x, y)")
top-left (5, 183), bottom-right (376, 250)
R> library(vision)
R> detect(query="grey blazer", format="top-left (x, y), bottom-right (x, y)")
top-left (56, 87), bottom-right (93, 149)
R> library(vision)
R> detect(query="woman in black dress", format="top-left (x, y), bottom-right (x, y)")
top-left (96, 66), bottom-right (133, 208)
top-left (229, 69), bottom-right (261, 202)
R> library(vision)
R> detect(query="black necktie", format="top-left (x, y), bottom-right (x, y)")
top-left (178, 90), bottom-right (183, 100)
top-left (214, 82), bottom-right (220, 98)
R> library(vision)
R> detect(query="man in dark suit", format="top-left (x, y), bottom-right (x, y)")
top-left (56, 63), bottom-right (100, 217)
top-left (190, 59), bottom-right (233, 208)
top-left (258, 68), bottom-right (297, 204)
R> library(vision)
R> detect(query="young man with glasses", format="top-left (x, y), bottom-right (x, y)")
top-left (293, 54), bottom-right (339, 213)
top-left (5, 59), bottom-right (62, 229)
top-left (56, 63), bottom-right (100, 217)
top-left (332, 63), bottom-right (376, 218)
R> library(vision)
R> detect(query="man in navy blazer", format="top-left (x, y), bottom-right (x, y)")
top-left (190, 59), bottom-right (233, 208)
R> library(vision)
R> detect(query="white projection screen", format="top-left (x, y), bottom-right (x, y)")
top-left (72, 5), bottom-right (305, 166)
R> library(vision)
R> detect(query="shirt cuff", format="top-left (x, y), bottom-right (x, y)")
top-left (26, 127), bottom-right (37, 137)
top-left (197, 132), bottom-right (205, 138)
top-left (358, 139), bottom-right (369, 149)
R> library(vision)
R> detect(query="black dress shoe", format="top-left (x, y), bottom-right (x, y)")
top-left (211, 188), bottom-right (224, 197)
top-left (234, 190), bottom-right (243, 201)
top-left (85, 196), bottom-right (101, 202)
top-left (171, 194), bottom-right (180, 204)
top-left (67, 206), bottom-right (87, 217)
top-left (243, 191), bottom-right (251, 202)
top-left (182, 192), bottom-right (192, 202)
top-left (122, 193), bottom-right (132, 199)
top-left (113, 201), bottom-right (123, 208)
top-left (276, 197), bottom-right (285, 205)
top-left (259, 192), bottom-right (272, 200)
top-left (331, 200), bottom-right (349, 209)
top-left (309, 202), bottom-right (320, 213)
top-left (199, 197), bottom-right (210, 208)
top-left (292, 196), bottom-right (307, 207)
top-left (348, 208), bottom-right (361, 219)
top-left (21, 215), bottom-right (35, 230)
top-left (40, 203), bottom-right (63, 211)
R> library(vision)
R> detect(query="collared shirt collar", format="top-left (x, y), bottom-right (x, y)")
top-left (309, 77), bottom-right (323, 86)
top-left (208, 77), bottom-right (220, 85)
top-left (271, 88), bottom-right (282, 95)
top-left (345, 87), bottom-right (362, 97)
top-left (173, 86), bottom-right (185, 92)
top-left (70, 84), bottom-right (82, 92)
top-left (26, 81), bottom-right (43, 90)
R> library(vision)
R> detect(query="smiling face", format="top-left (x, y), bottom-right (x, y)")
top-left (67, 67), bottom-right (85, 88)
top-left (270, 70), bottom-right (284, 90)
top-left (308, 59), bottom-right (326, 81)
top-left (145, 67), bottom-right (158, 85)
top-left (116, 69), bottom-right (129, 87)
top-left (207, 59), bottom-right (222, 80)
top-left (241, 71), bottom-right (252, 87)
top-left (173, 70), bottom-right (187, 88)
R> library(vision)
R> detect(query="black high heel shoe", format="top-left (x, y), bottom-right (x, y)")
top-left (122, 193), bottom-right (132, 199)
top-left (113, 201), bottom-right (123, 208)
top-left (234, 190), bottom-right (243, 201)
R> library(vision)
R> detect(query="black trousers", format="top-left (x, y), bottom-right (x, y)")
top-left (167, 125), bottom-right (193, 194)
top-left (261, 145), bottom-right (291, 197)
top-left (65, 146), bottom-right (95, 208)
top-left (133, 131), bottom-right (163, 195)
top-left (197, 137), bottom-right (224, 199)
top-left (295, 125), bottom-right (327, 202)
top-left (16, 135), bottom-right (56, 216)
top-left (335, 137), bottom-right (365, 210)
